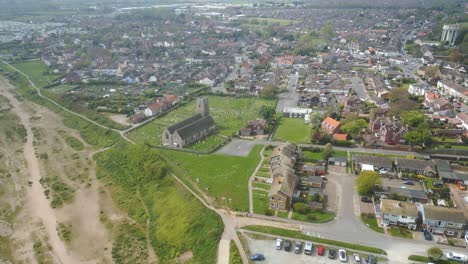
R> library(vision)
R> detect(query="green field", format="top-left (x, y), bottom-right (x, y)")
top-left (12, 60), bottom-right (60, 87)
top-left (273, 118), bottom-right (311, 144)
top-left (253, 190), bottom-right (269, 214)
top-left (160, 145), bottom-right (263, 211)
top-left (95, 144), bottom-right (223, 263)
top-left (128, 95), bottom-right (276, 147)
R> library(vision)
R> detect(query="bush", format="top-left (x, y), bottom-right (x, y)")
top-left (427, 247), bottom-right (443, 261)
top-left (294, 202), bottom-right (310, 214)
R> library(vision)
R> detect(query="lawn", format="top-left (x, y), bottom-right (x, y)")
top-left (291, 210), bottom-right (335, 223)
top-left (273, 118), bottom-right (311, 144)
top-left (303, 149), bottom-right (347, 161)
top-left (159, 145), bottom-right (263, 211)
top-left (128, 95), bottom-right (275, 148)
top-left (95, 144), bottom-right (223, 263)
top-left (252, 182), bottom-right (270, 190)
top-left (253, 190), bottom-right (269, 214)
top-left (277, 210), bottom-right (289, 218)
top-left (12, 60), bottom-right (61, 87)
top-left (388, 227), bottom-right (413, 239)
top-left (242, 225), bottom-right (386, 255)
top-left (229, 240), bottom-right (242, 264)
top-left (361, 214), bottom-right (384, 234)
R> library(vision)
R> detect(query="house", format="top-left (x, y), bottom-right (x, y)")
top-left (437, 81), bottom-right (468, 103)
top-left (161, 97), bottom-right (216, 148)
top-left (421, 205), bottom-right (466, 238)
top-left (333, 133), bottom-right (347, 141)
top-left (408, 83), bottom-right (430, 96)
top-left (130, 112), bottom-right (146, 124)
top-left (396, 158), bottom-right (437, 177)
top-left (199, 77), bottom-right (215, 87)
top-left (321, 117), bottom-right (341, 135)
top-left (380, 199), bottom-right (418, 230)
top-left (239, 119), bottom-right (267, 136)
top-left (456, 113), bottom-right (468, 130)
top-left (378, 186), bottom-right (429, 203)
top-left (283, 107), bottom-right (313, 119)
top-left (370, 117), bottom-right (406, 145)
top-left (352, 154), bottom-right (393, 174)
top-left (432, 98), bottom-right (454, 112)
top-left (268, 143), bottom-right (298, 211)
top-left (435, 159), bottom-right (468, 183)
top-left (307, 176), bottom-right (323, 188)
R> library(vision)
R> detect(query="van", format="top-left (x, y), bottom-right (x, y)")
top-left (275, 239), bottom-right (283, 250)
top-left (304, 241), bottom-right (313, 255)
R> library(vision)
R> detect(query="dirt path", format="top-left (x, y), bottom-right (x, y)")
top-left (0, 78), bottom-right (80, 263)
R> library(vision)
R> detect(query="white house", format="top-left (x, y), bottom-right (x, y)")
top-left (408, 83), bottom-right (430, 96)
top-left (456, 113), bottom-right (468, 130)
top-left (437, 81), bottom-right (468, 103)
top-left (420, 205), bottom-right (466, 238)
top-left (282, 107), bottom-right (313, 119)
top-left (380, 199), bottom-right (418, 230)
top-left (199, 77), bottom-right (214, 87)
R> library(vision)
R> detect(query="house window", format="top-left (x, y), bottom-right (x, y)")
top-left (278, 197), bottom-right (282, 202)
top-left (270, 197), bottom-right (275, 201)
top-left (270, 203), bottom-right (275, 207)
top-left (401, 216), bottom-right (406, 219)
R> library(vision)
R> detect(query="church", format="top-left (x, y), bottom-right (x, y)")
top-left (162, 97), bottom-right (217, 148)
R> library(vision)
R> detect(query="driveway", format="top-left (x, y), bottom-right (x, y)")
top-left (216, 138), bottom-right (259, 157)
top-left (382, 178), bottom-right (423, 191)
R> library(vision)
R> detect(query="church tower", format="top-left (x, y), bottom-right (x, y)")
top-left (197, 97), bottom-right (209, 117)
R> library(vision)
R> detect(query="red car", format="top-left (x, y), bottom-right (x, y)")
top-left (317, 245), bottom-right (325, 256)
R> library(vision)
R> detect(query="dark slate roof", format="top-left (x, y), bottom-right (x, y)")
top-left (396, 158), bottom-right (435, 170)
top-left (308, 176), bottom-right (322, 184)
top-left (424, 205), bottom-right (466, 224)
top-left (176, 115), bottom-right (215, 140)
top-left (309, 187), bottom-right (324, 196)
top-left (433, 159), bottom-right (452, 173)
top-left (439, 172), bottom-right (468, 181)
top-left (352, 154), bottom-right (393, 168)
top-left (380, 186), bottom-right (428, 200)
top-left (166, 113), bottom-right (203, 134)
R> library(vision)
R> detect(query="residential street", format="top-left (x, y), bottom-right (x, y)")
top-left (276, 73), bottom-right (299, 112)
top-left (350, 76), bottom-right (369, 101)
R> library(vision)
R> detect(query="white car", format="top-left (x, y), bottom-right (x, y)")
top-left (275, 238), bottom-right (283, 250)
top-left (446, 252), bottom-right (468, 262)
top-left (353, 253), bottom-right (361, 263)
top-left (339, 249), bottom-right (347, 262)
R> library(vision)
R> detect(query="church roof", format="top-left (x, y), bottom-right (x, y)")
top-left (166, 114), bottom-right (203, 134)
top-left (175, 115), bottom-right (216, 140)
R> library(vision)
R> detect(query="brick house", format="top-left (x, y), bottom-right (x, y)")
top-left (239, 119), bottom-right (267, 136)
top-left (321, 117), bottom-right (341, 135)
top-left (421, 205), bottom-right (466, 238)
top-left (370, 117), bottom-right (406, 145)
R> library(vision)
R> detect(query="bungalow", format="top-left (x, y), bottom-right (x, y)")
top-left (378, 186), bottom-right (430, 203)
top-left (396, 158), bottom-right (437, 177)
top-left (352, 154), bottom-right (394, 174)
top-left (421, 205), bottom-right (466, 238)
top-left (321, 117), bottom-right (341, 135)
top-left (307, 176), bottom-right (323, 188)
top-left (380, 199), bottom-right (418, 230)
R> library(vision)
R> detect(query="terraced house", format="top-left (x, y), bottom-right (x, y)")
top-left (268, 142), bottom-right (298, 211)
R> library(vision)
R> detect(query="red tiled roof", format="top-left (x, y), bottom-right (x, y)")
top-left (323, 117), bottom-right (340, 128)
top-left (333, 134), bottom-right (347, 141)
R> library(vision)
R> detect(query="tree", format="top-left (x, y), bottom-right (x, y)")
top-left (427, 247), bottom-right (443, 261)
top-left (322, 143), bottom-right (333, 160)
top-left (341, 119), bottom-right (368, 138)
top-left (448, 48), bottom-right (463, 63)
top-left (356, 171), bottom-right (381, 196)
top-left (260, 84), bottom-right (279, 98)
top-left (259, 106), bottom-right (276, 122)
top-left (294, 202), bottom-right (310, 214)
top-left (308, 112), bottom-right (322, 130)
top-left (402, 110), bottom-right (425, 127)
top-left (403, 129), bottom-right (432, 148)
top-left (320, 21), bottom-right (335, 40)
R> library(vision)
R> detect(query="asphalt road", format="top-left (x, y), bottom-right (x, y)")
top-left (350, 77), bottom-right (369, 101)
top-left (276, 73), bottom-right (299, 113)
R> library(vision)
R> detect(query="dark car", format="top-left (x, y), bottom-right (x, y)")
top-left (403, 180), bottom-right (414, 185)
top-left (328, 248), bottom-right (337, 259)
top-left (293, 241), bottom-right (302, 254)
top-left (366, 254), bottom-right (377, 264)
top-left (424, 231), bottom-right (432, 241)
top-left (361, 196), bottom-right (372, 203)
top-left (432, 181), bottom-right (443, 187)
top-left (284, 240), bottom-right (292, 252)
top-left (250, 253), bottom-right (265, 261)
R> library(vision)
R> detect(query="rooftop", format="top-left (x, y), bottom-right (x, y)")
top-left (423, 205), bottom-right (466, 224)
top-left (381, 199), bottom-right (418, 217)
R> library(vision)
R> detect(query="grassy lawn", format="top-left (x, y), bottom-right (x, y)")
top-left (452, 145), bottom-right (468, 150)
top-left (242, 226), bottom-right (386, 255)
top-left (128, 96), bottom-right (275, 148)
top-left (277, 210), bottom-right (289, 218)
top-left (12, 60), bottom-right (60, 87)
top-left (229, 240), bottom-right (242, 264)
top-left (273, 118), bottom-right (310, 144)
top-left (361, 214), bottom-right (384, 234)
top-left (253, 190), bottom-right (269, 214)
top-left (188, 134), bottom-right (226, 151)
top-left (95, 144), bottom-right (223, 263)
top-left (252, 182), bottom-right (270, 190)
top-left (388, 227), bottom-right (413, 239)
top-left (408, 255), bottom-right (460, 264)
top-left (291, 210), bottom-right (335, 223)
top-left (303, 149), bottom-right (347, 161)
top-left (159, 145), bottom-right (263, 211)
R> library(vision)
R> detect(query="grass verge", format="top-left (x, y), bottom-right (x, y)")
top-left (291, 210), bottom-right (335, 223)
top-left (242, 225), bottom-right (386, 255)
top-left (361, 214), bottom-right (384, 234)
top-left (230, 240), bottom-right (242, 264)
top-left (408, 255), bottom-right (459, 264)
top-left (388, 227), bottom-right (413, 239)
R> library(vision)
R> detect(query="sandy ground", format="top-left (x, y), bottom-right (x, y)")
top-left (108, 113), bottom-right (132, 127)
top-left (0, 77), bottom-right (113, 263)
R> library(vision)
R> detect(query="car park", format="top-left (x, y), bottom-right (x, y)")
top-left (446, 252), bottom-right (468, 262)
top-left (328, 249), bottom-right (337, 259)
top-left (294, 241), bottom-right (302, 254)
top-left (339, 249), bottom-right (347, 262)
top-left (304, 241), bottom-right (313, 255)
top-left (353, 253), bottom-right (361, 263)
top-left (276, 239), bottom-right (283, 250)
top-left (366, 254), bottom-right (377, 264)
top-left (317, 245), bottom-right (325, 256)
top-left (250, 253), bottom-right (265, 261)
top-left (284, 240), bottom-right (292, 252)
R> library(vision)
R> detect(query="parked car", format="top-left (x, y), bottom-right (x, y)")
top-left (328, 249), bottom-right (337, 259)
top-left (339, 249), bottom-right (347, 262)
top-left (250, 253), bottom-right (265, 261)
top-left (361, 196), bottom-right (372, 203)
top-left (317, 245), bottom-right (325, 256)
top-left (446, 252), bottom-right (468, 262)
top-left (432, 181), bottom-right (443, 187)
top-left (403, 180), bottom-right (414, 185)
top-left (424, 231), bottom-right (432, 241)
top-left (276, 239), bottom-right (283, 250)
top-left (353, 253), bottom-right (361, 263)
top-left (284, 240), bottom-right (292, 252)
top-left (294, 241), bottom-right (302, 254)
top-left (366, 254), bottom-right (377, 264)
top-left (304, 241), bottom-right (313, 255)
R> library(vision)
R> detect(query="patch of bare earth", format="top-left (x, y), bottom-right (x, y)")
top-left (174, 251), bottom-right (193, 263)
